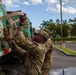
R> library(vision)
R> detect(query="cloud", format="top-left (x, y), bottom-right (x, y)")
top-left (28, 0), bottom-right (42, 5)
top-left (56, 3), bottom-right (76, 14)
top-left (46, 5), bottom-right (57, 13)
top-left (3, 0), bottom-right (19, 7)
top-left (2, 0), bottom-right (76, 15)
top-left (68, 0), bottom-right (76, 7)
top-left (45, 0), bottom-right (58, 4)
top-left (3, 0), bottom-right (42, 6)
top-left (63, 6), bottom-right (76, 14)
top-left (46, 3), bottom-right (76, 15)
top-left (61, 0), bottom-right (76, 7)
top-left (23, 1), bottom-right (30, 5)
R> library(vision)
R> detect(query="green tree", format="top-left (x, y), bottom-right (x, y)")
top-left (49, 19), bottom-right (53, 23)
top-left (56, 19), bottom-right (60, 25)
top-left (39, 20), bottom-right (49, 29)
top-left (47, 19), bottom-right (56, 37)
top-left (56, 20), bottom-right (70, 37)
top-left (70, 23), bottom-right (76, 37)
top-left (47, 22), bottom-right (56, 37)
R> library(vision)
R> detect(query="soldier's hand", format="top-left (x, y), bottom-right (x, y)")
top-left (9, 38), bottom-right (16, 46)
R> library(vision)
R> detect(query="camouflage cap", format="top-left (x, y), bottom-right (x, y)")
top-left (35, 29), bottom-right (50, 39)
top-left (42, 29), bottom-right (51, 36)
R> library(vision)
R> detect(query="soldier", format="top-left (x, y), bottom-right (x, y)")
top-left (41, 29), bottom-right (54, 75)
top-left (33, 29), bottom-right (54, 75)
top-left (10, 29), bottom-right (54, 75)
top-left (14, 22), bottom-right (29, 45)
top-left (19, 13), bottom-right (31, 39)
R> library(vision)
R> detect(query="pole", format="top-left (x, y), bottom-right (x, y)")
top-left (63, 69), bottom-right (64, 75)
top-left (60, 0), bottom-right (65, 48)
top-left (60, 0), bottom-right (63, 38)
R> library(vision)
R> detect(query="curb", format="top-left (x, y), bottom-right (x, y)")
top-left (55, 47), bottom-right (76, 56)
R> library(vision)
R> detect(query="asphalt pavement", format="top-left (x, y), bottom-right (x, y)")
top-left (50, 43), bottom-right (76, 75)
top-left (52, 47), bottom-right (76, 69)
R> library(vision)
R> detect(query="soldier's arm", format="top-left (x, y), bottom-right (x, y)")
top-left (48, 38), bottom-right (54, 51)
top-left (10, 39), bottom-right (27, 55)
top-left (19, 31), bottom-right (26, 42)
top-left (15, 44), bottom-right (27, 55)
top-left (42, 39), bottom-right (54, 75)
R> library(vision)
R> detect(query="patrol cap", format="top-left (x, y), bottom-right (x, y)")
top-left (42, 29), bottom-right (51, 36)
top-left (35, 29), bottom-right (50, 39)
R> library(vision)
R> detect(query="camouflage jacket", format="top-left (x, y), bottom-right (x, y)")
top-left (41, 39), bottom-right (54, 75)
top-left (22, 19), bottom-right (31, 38)
top-left (14, 29), bottom-right (26, 45)
top-left (14, 38), bottom-right (54, 75)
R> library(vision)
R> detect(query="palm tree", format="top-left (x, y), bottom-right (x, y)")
top-left (49, 19), bottom-right (53, 23)
top-left (56, 19), bottom-right (60, 25)
top-left (39, 20), bottom-right (49, 29)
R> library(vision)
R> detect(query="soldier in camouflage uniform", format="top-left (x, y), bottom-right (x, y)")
top-left (19, 13), bottom-right (31, 39)
top-left (14, 22), bottom-right (29, 45)
top-left (41, 29), bottom-right (54, 75)
top-left (33, 29), bottom-right (54, 75)
top-left (10, 29), bottom-right (54, 75)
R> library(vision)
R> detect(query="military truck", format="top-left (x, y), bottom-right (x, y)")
top-left (0, 1), bottom-right (33, 63)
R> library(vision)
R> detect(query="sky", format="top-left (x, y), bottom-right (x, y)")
top-left (2, 0), bottom-right (76, 29)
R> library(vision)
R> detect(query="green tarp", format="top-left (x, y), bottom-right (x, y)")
top-left (0, 5), bottom-right (6, 27)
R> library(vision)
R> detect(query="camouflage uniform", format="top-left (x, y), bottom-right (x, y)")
top-left (41, 38), bottom-right (54, 75)
top-left (14, 25), bottom-right (26, 45)
top-left (19, 14), bottom-right (31, 39)
top-left (34, 29), bottom-right (54, 75)
top-left (12, 29), bottom-right (54, 75)
top-left (22, 19), bottom-right (31, 39)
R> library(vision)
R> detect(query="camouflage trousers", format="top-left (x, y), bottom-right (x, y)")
top-left (42, 69), bottom-right (50, 75)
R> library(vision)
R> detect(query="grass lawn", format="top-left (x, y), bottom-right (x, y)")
top-left (55, 46), bottom-right (76, 55)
